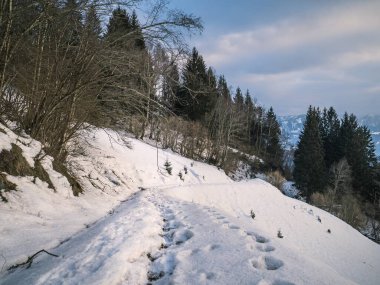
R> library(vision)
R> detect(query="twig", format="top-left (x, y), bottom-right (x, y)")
top-left (8, 249), bottom-right (59, 271)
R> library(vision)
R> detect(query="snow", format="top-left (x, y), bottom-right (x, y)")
top-left (282, 181), bottom-right (300, 198)
top-left (1, 125), bottom-right (379, 284)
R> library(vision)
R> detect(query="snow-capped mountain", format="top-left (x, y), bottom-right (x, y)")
top-left (278, 115), bottom-right (306, 148)
top-left (279, 115), bottom-right (380, 156)
top-left (359, 115), bottom-right (380, 157)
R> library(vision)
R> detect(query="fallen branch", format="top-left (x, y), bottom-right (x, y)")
top-left (8, 250), bottom-right (59, 271)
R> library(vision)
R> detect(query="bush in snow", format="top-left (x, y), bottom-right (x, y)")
top-left (339, 193), bottom-right (365, 229)
top-left (164, 159), bottom-right (172, 175)
top-left (250, 210), bottom-right (255, 220)
top-left (184, 166), bottom-right (188, 174)
top-left (311, 191), bottom-right (365, 230)
top-left (178, 171), bottom-right (184, 181)
top-left (265, 170), bottom-right (286, 190)
top-left (277, 229), bottom-right (283, 238)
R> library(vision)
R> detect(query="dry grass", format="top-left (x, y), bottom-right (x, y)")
top-left (0, 173), bottom-right (17, 202)
top-left (266, 170), bottom-right (286, 190)
top-left (52, 160), bottom-right (83, 196)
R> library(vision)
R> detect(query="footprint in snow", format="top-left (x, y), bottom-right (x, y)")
top-left (204, 244), bottom-right (221, 252)
top-left (228, 224), bottom-right (240, 230)
top-left (254, 235), bottom-right (269, 244)
top-left (256, 244), bottom-right (275, 252)
top-left (199, 271), bottom-right (216, 282)
top-left (222, 223), bottom-right (240, 230)
top-left (174, 229), bottom-right (194, 245)
top-left (250, 255), bottom-right (284, 271)
top-left (166, 220), bottom-right (182, 229)
top-left (147, 252), bottom-right (176, 283)
top-left (246, 243), bottom-right (255, 251)
top-left (272, 280), bottom-right (296, 285)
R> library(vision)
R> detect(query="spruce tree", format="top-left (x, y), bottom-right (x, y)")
top-left (244, 90), bottom-right (254, 144)
top-left (63, 0), bottom-right (83, 47)
top-left (293, 106), bottom-right (326, 201)
top-left (233, 87), bottom-right (244, 111)
top-left (339, 113), bottom-right (378, 200)
top-left (84, 5), bottom-right (102, 40)
top-left (130, 10), bottom-right (146, 50)
top-left (321, 107), bottom-right (341, 168)
top-left (105, 7), bottom-right (131, 47)
top-left (162, 61), bottom-right (180, 111)
top-left (264, 107), bottom-right (283, 169)
top-left (217, 75), bottom-right (231, 102)
top-left (175, 47), bottom-right (215, 121)
top-left (206, 67), bottom-right (218, 99)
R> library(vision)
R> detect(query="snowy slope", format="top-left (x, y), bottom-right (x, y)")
top-left (1, 125), bottom-right (379, 284)
top-left (0, 125), bottom-right (229, 271)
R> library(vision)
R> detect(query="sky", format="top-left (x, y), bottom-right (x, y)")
top-left (168, 0), bottom-right (380, 116)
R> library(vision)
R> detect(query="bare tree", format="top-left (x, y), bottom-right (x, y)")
top-left (0, 0), bottom-right (202, 161)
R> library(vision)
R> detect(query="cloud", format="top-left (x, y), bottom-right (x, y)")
top-left (201, 1), bottom-right (380, 69)
top-left (328, 49), bottom-right (380, 68)
top-left (188, 1), bottom-right (380, 116)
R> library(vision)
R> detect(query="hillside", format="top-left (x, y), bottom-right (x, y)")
top-left (0, 123), bottom-right (379, 284)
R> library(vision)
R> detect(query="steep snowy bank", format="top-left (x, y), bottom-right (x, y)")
top-left (0, 125), bottom-right (228, 269)
top-left (165, 181), bottom-right (380, 284)
top-left (1, 124), bottom-right (379, 284)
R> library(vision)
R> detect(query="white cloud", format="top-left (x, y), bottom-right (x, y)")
top-left (328, 49), bottom-right (380, 68)
top-left (202, 1), bottom-right (380, 67)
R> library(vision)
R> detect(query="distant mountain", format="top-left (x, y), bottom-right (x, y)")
top-left (279, 114), bottom-right (380, 156)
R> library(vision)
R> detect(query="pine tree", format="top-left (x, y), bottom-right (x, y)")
top-left (339, 113), bottom-right (378, 200)
top-left (217, 75), bottom-right (231, 102)
top-left (244, 90), bottom-right (254, 144)
top-left (162, 61), bottom-right (180, 111)
top-left (63, 0), bottom-right (83, 46)
top-left (105, 7), bottom-right (131, 47)
top-left (175, 47), bottom-right (215, 121)
top-left (206, 67), bottom-right (218, 103)
top-left (293, 106), bottom-right (326, 201)
top-left (84, 5), bottom-right (102, 40)
top-left (249, 105), bottom-right (265, 154)
top-left (130, 10), bottom-right (146, 50)
top-left (320, 107), bottom-right (341, 168)
top-left (233, 87), bottom-right (244, 110)
top-left (264, 107), bottom-right (283, 169)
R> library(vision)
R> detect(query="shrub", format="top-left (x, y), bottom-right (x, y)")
top-left (339, 193), bottom-right (365, 229)
top-left (164, 159), bottom-right (172, 175)
top-left (310, 189), bottom-right (337, 212)
top-left (310, 192), bottom-right (329, 208)
top-left (250, 210), bottom-right (255, 220)
top-left (311, 191), bottom-right (365, 230)
top-left (0, 173), bottom-right (16, 202)
top-left (277, 229), bottom-right (283, 238)
top-left (178, 171), bottom-right (184, 181)
top-left (265, 170), bottom-right (286, 190)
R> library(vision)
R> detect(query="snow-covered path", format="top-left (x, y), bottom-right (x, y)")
top-left (2, 188), bottom-right (292, 285)
top-left (2, 184), bottom-right (379, 285)
top-left (1, 190), bottom-right (163, 285)
top-left (146, 189), bottom-right (292, 285)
